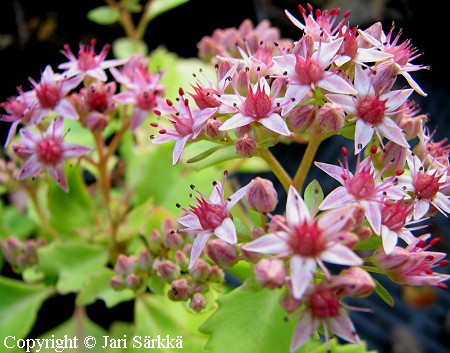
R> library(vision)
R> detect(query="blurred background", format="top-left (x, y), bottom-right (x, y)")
top-left (0, 1), bottom-right (449, 352)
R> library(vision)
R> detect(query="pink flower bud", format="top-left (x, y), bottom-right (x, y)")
top-left (205, 118), bottom-right (227, 140)
top-left (235, 125), bottom-right (252, 136)
top-left (110, 275), bottom-right (126, 291)
top-left (380, 141), bottom-right (407, 174)
top-left (148, 230), bottom-right (162, 252)
top-left (241, 247), bottom-right (263, 263)
top-left (254, 258), bottom-right (286, 289)
top-left (268, 215), bottom-right (287, 232)
top-left (86, 111), bottom-right (108, 132)
top-left (190, 292), bottom-right (207, 312)
top-left (189, 259), bottom-right (211, 282)
top-left (164, 230), bottom-right (184, 250)
top-left (235, 134), bottom-right (257, 157)
top-left (246, 177), bottom-right (278, 214)
top-left (175, 250), bottom-right (189, 271)
top-left (208, 266), bottom-right (225, 283)
top-left (138, 249), bottom-right (153, 271)
top-left (280, 291), bottom-right (301, 313)
top-left (286, 105), bottom-right (316, 133)
top-left (168, 278), bottom-right (191, 301)
top-left (326, 267), bottom-right (376, 298)
top-left (126, 273), bottom-right (141, 290)
top-left (372, 247), bottom-right (410, 271)
top-left (206, 238), bottom-right (239, 268)
top-left (156, 260), bottom-right (180, 282)
top-left (114, 255), bottom-right (137, 275)
top-left (317, 103), bottom-right (345, 133)
top-left (356, 225), bottom-right (372, 241)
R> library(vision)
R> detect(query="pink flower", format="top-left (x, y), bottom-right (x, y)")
top-left (326, 65), bottom-right (412, 154)
top-left (273, 34), bottom-right (356, 115)
top-left (397, 153), bottom-right (450, 219)
top-left (24, 65), bottom-right (80, 124)
top-left (242, 185), bottom-right (362, 299)
top-left (372, 234), bottom-right (450, 287)
top-left (217, 77), bottom-right (291, 136)
top-left (315, 147), bottom-right (406, 236)
top-left (151, 89), bottom-right (217, 165)
top-left (177, 172), bottom-right (251, 270)
top-left (58, 39), bottom-right (126, 82)
top-left (16, 117), bottom-right (92, 192)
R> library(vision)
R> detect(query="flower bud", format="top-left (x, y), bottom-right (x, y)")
top-left (280, 291), bottom-right (301, 313)
top-left (235, 69), bottom-right (250, 96)
top-left (235, 134), bottom-right (257, 158)
top-left (164, 230), bottom-right (184, 250)
top-left (138, 249), bottom-right (153, 272)
top-left (190, 292), bottom-right (208, 312)
top-left (156, 260), bottom-right (180, 282)
top-left (206, 239), bottom-right (239, 268)
top-left (235, 125), bottom-right (252, 136)
top-left (189, 259), bottom-right (211, 282)
top-left (372, 247), bottom-right (409, 271)
top-left (148, 230), bottom-right (162, 252)
top-left (175, 250), bottom-right (190, 271)
top-left (246, 177), bottom-right (278, 214)
top-left (380, 141), bottom-right (407, 174)
top-left (317, 103), bottom-right (345, 133)
top-left (286, 105), bottom-right (316, 133)
top-left (126, 273), bottom-right (142, 290)
top-left (114, 255), bottom-right (137, 276)
top-left (110, 275), bottom-right (126, 291)
top-left (326, 267), bottom-right (376, 298)
top-left (241, 247), bottom-right (263, 263)
top-left (205, 118), bottom-right (227, 140)
top-left (168, 278), bottom-right (191, 301)
top-left (356, 225), bottom-right (372, 241)
top-left (255, 258), bottom-right (286, 289)
top-left (208, 266), bottom-right (225, 283)
top-left (267, 215), bottom-right (287, 232)
top-left (86, 111), bottom-right (108, 132)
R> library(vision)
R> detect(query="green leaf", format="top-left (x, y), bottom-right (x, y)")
top-left (373, 276), bottom-right (395, 307)
top-left (339, 123), bottom-right (356, 140)
top-left (234, 217), bottom-right (253, 242)
top-left (200, 286), bottom-right (297, 353)
top-left (1, 204), bottom-right (35, 238)
top-left (0, 276), bottom-right (54, 339)
top-left (48, 166), bottom-right (95, 236)
top-left (38, 241), bottom-right (108, 294)
top-left (112, 37), bottom-right (149, 59)
top-left (87, 6), bottom-right (120, 25)
top-left (76, 268), bottom-right (135, 308)
top-left (303, 179), bottom-right (323, 216)
top-left (36, 312), bottom-right (108, 353)
top-left (146, 0), bottom-right (190, 22)
top-left (135, 293), bottom-right (209, 352)
top-left (354, 233), bottom-right (382, 251)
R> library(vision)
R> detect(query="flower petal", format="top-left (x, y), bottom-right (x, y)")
top-left (214, 217), bottom-right (237, 244)
top-left (188, 232), bottom-right (212, 270)
top-left (290, 256), bottom-right (316, 299)
top-left (241, 232), bottom-right (290, 254)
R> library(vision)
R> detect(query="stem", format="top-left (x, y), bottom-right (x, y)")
top-left (94, 132), bottom-right (111, 205)
top-left (258, 148), bottom-right (292, 192)
top-left (136, 0), bottom-right (154, 40)
top-left (292, 131), bottom-right (326, 193)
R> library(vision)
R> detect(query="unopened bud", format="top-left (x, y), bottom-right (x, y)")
top-left (126, 273), bottom-right (141, 290)
top-left (235, 125), bottom-right (252, 136)
top-left (235, 134), bottom-right (257, 157)
top-left (86, 111), bottom-right (108, 132)
top-left (164, 231), bottom-right (184, 250)
top-left (190, 292), bottom-right (208, 312)
top-left (205, 118), bottom-right (227, 140)
top-left (114, 255), bottom-right (137, 275)
top-left (372, 247), bottom-right (409, 271)
top-left (138, 249), bottom-right (153, 271)
top-left (268, 215), bottom-right (287, 232)
top-left (241, 247), bottom-right (263, 263)
top-left (255, 258), bottom-right (286, 289)
top-left (246, 177), bottom-right (278, 213)
top-left (148, 230), bottom-right (162, 252)
top-left (110, 275), bottom-right (126, 291)
top-left (168, 278), bottom-right (191, 301)
top-left (280, 291), bottom-right (301, 313)
top-left (206, 239), bottom-right (239, 268)
top-left (286, 105), bottom-right (316, 133)
top-left (317, 103), bottom-right (345, 132)
top-left (189, 259), bottom-right (211, 282)
top-left (357, 225), bottom-right (372, 240)
top-left (208, 266), bottom-right (225, 283)
top-left (156, 260), bottom-right (180, 282)
top-left (326, 267), bottom-right (376, 298)
top-left (175, 250), bottom-right (189, 271)
top-left (380, 141), bottom-right (407, 174)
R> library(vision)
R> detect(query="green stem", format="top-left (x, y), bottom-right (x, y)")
top-left (258, 148), bottom-right (292, 192)
top-left (292, 131), bottom-right (326, 193)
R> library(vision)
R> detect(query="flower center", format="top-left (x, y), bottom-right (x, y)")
top-left (357, 95), bottom-right (387, 124)
top-left (243, 85), bottom-right (272, 120)
top-left (136, 91), bottom-right (157, 111)
top-left (36, 84), bottom-right (60, 109)
top-left (413, 172), bottom-right (441, 200)
top-left (294, 55), bottom-right (323, 85)
top-left (191, 198), bottom-right (228, 230)
top-left (347, 167), bottom-right (375, 199)
top-left (308, 288), bottom-right (341, 319)
top-left (381, 201), bottom-right (411, 231)
top-left (37, 138), bottom-right (63, 166)
top-left (288, 221), bottom-right (326, 257)
top-left (78, 48), bottom-right (98, 71)
top-left (86, 89), bottom-right (108, 112)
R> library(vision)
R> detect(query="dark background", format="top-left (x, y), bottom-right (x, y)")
top-left (1, 1), bottom-right (449, 352)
